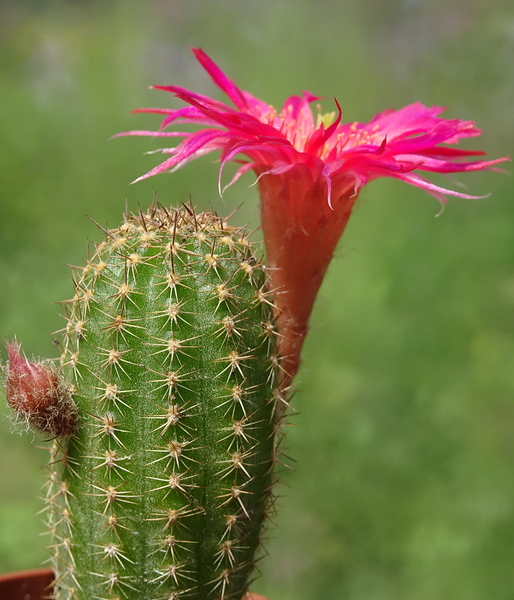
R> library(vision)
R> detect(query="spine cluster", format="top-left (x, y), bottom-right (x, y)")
top-left (43, 205), bottom-right (286, 600)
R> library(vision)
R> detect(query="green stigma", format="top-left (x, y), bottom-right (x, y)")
top-left (316, 109), bottom-right (337, 129)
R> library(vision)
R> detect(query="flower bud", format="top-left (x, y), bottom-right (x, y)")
top-left (4, 341), bottom-right (77, 437)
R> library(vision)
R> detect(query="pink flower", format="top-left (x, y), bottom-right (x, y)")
top-left (121, 48), bottom-right (508, 384)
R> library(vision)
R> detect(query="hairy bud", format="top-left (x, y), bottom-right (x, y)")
top-left (4, 341), bottom-right (77, 437)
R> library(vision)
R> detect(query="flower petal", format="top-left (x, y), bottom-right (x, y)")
top-left (192, 47), bottom-right (249, 111)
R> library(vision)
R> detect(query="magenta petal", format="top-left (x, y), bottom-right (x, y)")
top-left (219, 161), bottom-right (258, 194)
top-left (113, 130), bottom-right (188, 138)
top-left (370, 102), bottom-right (446, 137)
top-left (280, 92), bottom-right (319, 126)
top-left (159, 106), bottom-right (216, 128)
top-left (172, 91), bottom-right (286, 141)
top-left (153, 84), bottom-right (237, 114)
top-left (192, 48), bottom-right (249, 112)
top-left (131, 129), bottom-right (224, 182)
top-left (395, 172), bottom-right (489, 200)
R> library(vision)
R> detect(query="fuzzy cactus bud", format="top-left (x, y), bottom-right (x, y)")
top-left (4, 341), bottom-right (77, 438)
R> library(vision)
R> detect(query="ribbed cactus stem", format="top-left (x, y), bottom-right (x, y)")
top-left (40, 205), bottom-right (285, 600)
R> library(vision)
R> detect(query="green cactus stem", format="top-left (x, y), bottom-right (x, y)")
top-left (36, 204), bottom-right (286, 600)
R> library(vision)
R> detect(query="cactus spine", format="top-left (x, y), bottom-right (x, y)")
top-left (43, 205), bottom-right (284, 600)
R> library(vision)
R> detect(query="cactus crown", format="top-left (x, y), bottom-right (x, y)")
top-left (37, 204), bottom-right (287, 600)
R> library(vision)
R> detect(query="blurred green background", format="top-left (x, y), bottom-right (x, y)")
top-left (0, 1), bottom-right (513, 599)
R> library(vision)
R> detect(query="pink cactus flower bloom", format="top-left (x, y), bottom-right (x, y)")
top-left (121, 48), bottom-right (508, 384)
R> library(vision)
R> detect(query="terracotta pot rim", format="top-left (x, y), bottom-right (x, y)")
top-left (0, 568), bottom-right (54, 600)
top-left (0, 567), bottom-right (53, 581)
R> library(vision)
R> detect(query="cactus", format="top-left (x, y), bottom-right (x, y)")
top-left (5, 204), bottom-right (285, 600)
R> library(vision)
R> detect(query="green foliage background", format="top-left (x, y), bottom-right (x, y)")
top-left (0, 1), bottom-right (513, 599)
